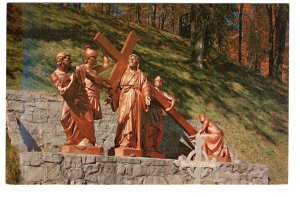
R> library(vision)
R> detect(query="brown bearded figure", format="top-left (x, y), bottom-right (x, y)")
top-left (189, 114), bottom-right (231, 161)
top-left (50, 52), bottom-right (95, 146)
top-left (114, 54), bottom-right (151, 151)
top-left (143, 76), bottom-right (175, 156)
top-left (80, 46), bottom-right (111, 120)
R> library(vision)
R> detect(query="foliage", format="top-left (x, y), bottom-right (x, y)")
top-left (6, 130), bottom-right (20, 184)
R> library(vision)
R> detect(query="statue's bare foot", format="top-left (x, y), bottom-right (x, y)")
top-left (77, 138), bottom-right (93, 147)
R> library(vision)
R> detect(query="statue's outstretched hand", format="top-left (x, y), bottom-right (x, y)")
top-left (188, 134), bottom-right (196, 140)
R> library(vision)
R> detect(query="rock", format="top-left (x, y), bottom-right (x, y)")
top-left (83, 156), bottom-right (96, 164)
top-left (96, 155), bottom-right (117, 163)
top-left (21, 166), bottom-right (45, 183)
top-left (83, 164), bottom-right (99, 175)
top-left (64, 155), bottom-right (82, 169)
top-left (97, 174), bottom-right (119, 184)
top-left (46, 163), bottom-right (62, 181)
top-left (20, 152), bottom-right (43, 166)
top-left (43, 153), bottom-right (63, 163)
top-left (122, 176), bottom-right (144, 184)
top-left (143, 176), bottom-right (168, 184)
top-left (165, 175), bottom-right (184, 184)
top-left (132, 164), bottom-right (148, 177)
top-left (116, 164), bottom-right (126, 175)
top-left (117, 157), bottom-right (141, 164)
top-left (32, 109), bottom-right (48, 123)
top-left (99, 163), bottom-right (117, 174)
top-left (85, 174), bottom-right (98, 183)
top-left (147, 166), bottom-right (165, 176)
top-left (65, 168), bottom-right (84, 180)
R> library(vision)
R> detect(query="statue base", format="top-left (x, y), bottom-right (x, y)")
top-left (111, 147), bottom-right (143, 157)
top-left (209, 155), bottom-right (231, 163)
top-left (144, 150), bottom-right (165, 158)
top-left (61, 145), bottom-right (104, 155)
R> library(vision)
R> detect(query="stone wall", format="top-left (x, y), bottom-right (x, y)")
top-left (6, 89), bottom-right (197, 158)
top-left (19, 152), bottom-right (268, 184)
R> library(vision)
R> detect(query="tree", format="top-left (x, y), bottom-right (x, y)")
top-left (106, 4), bottom-right (111, 15)
top-left (160, 4), bottom-right (167, 29)
top-left (238, 4), bottom-right (244, 63)
top-left (151, 4), bottom-right (157, 26)
top-left (191, 4), bottom-right (207, 68)
top-left (274, 4), bottom-right (288, 79)
top-left (135, 4), bottom-right (141, 24)
top-left (171, 4), bottom-right (175, 33)
top-left (266, 4), bottom-right (275, 77)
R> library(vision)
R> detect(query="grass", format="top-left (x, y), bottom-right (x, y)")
top-left (6, 130), bottom-right (20, 184)
top-left (6, 3), bottom-right (288, 184)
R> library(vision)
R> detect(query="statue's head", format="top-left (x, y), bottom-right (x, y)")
top-left (154, 76), bottom-right (163, 88)
top-left (84, 46), bottom-right (98, 65)
top-left (56, 52), bottom-right (71, 67)
top-left (128, 54), bottom-right (140, 69)
top-left (199, 114), bottom-right (207, 122)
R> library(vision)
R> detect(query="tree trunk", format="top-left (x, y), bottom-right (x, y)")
top-left (274, 4), bottom-right (288, 80)
top-left (160, 4), bottom-right (167, 30)
top-left (106, 4), bottom-right (111, 15)
top-left (171, 5), bottom-right (175, 33)
top-left (135, 4), bottom-right (141, 24)
top-left (266, 4), bottom-right (275, 77)
top-left (238, 4), bottom-right (244, 63)
top-left (151, 4), bottom-right (157, 26)
top-left (100, 4), bottom-right (104, 14)
top-left (191, 4), bottom-right (205, 68)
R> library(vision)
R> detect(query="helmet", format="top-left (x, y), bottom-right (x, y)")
top-left (84, 47), bottom-right (98, 61)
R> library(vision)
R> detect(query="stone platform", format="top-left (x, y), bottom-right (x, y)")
top-left (144, 150), bottom-right (165, 159)
top-left (61, 145), bottom-right (104, 155)
top-left (19, 152), bottom-right (269, 185)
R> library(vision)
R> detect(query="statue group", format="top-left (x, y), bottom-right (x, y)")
top-left (50, 31), bottom-right (231, 161)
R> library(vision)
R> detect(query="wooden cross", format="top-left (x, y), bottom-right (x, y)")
top-left (93, 31), bottom-right (197, 136)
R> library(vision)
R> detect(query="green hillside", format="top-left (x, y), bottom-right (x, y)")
top-left (6, 4), bottom-right (288, 184)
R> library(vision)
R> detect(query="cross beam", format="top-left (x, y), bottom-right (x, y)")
top-left (93, 31), bottom-right (138, 95)
top-left (93, 31), bottom-right (197, 136)
top-left (150, 84), bottom-right (197, 135)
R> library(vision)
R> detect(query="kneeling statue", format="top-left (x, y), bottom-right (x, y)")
top-left (189, 114), bottom-right (231, 162)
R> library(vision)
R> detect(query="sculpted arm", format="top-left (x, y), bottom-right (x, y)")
top-left (142, 77), bottom-right (151, 108)
top-left (199, 117), bottom-right (209, 134)
top-left (188, 116), bottom-right (209, 140)
top-left (85, 68), bottom-right (106, 84)
top-left (51, 73), bottom-right (75, 95)
top-left (163, 92), bottom-right (176, 112)
top-left (95, 56), bottom-right (110, 73)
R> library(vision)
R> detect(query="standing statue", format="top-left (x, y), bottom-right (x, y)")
top-left (50, 52), bottom-right (96, 146)
top-left (143, 76), bottom-right (175, 157)
top-left (189, 114), bottom-right (231, 161)
top-left (114, 54), bottom-right (151, 155)
top-left (81, 46), bottom-right (111, 120)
